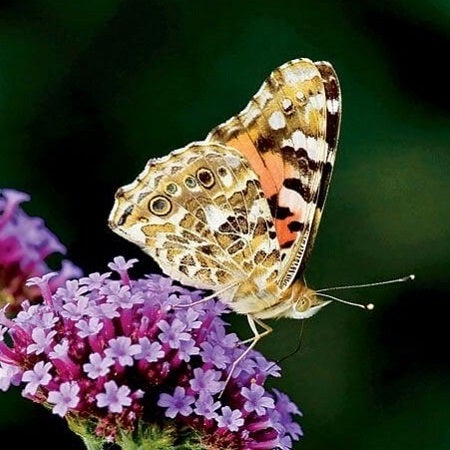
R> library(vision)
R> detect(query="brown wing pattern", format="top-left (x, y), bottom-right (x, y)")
top-left (298, 61), bottom-right (341, 274)
top-left (108, 142), bottom-right (280, 293)
top-left (207, 58), bottom-right (341, 288)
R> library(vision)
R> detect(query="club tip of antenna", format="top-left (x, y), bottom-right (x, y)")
top-left (408, 274), bottom-right (415, 281)
top-left (366, 303), bottom-right (375, 311)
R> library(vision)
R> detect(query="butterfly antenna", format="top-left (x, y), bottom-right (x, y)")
top-left (317, 292), bottom-right (374, 310)
top-left (315, 275), bottom-right (415, 311)
top-left (317, 274), bottom-right (415, 293)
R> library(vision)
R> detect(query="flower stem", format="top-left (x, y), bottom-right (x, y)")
top-left (66, 416), bottom-right (105, 450)
top-left (79, 436), bottom-right (105, 450)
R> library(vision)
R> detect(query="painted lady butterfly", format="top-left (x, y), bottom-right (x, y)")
top-left (108, 58), bottom-right (342, 367)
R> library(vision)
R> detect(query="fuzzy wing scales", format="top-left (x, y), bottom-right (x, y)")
top-left (207, 58), bottom-right (341, 288)
top-left (108, 142), bottom-right (280, 293)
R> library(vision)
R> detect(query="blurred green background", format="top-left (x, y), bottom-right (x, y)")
top-left (1, 1), bottom-right (449, 449)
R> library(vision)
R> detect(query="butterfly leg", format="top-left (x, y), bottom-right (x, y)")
top-left (219, 315), bottom-right (272, 397)
top-left (174, 282), bottom-right (238, 308)
top-left (173, 291), bottom-right (219, 308)
top-left (239, 315), bottom-right (272, 345)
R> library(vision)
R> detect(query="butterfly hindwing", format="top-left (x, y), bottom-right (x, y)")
top-left (207, 58), bottom-right (341, 288)
top-left (109, 142), bottom-right (280, 295)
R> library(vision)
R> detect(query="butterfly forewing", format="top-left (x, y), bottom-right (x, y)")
top-left (109, 143), bottom-right (280, 295)
top-left (207, 58), bottom-right (341, 289)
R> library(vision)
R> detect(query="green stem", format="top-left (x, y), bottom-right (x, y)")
top-left (78, 435), bottom-right (105, 450)
top-left (66, 415), bottom-right (105, 450)
top-left (65, 415), bottom-right (204, 450)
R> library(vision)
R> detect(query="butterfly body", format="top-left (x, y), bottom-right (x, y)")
top-left (230, 279), bottom-right (326, 320)
top-left (109, 58), bottom-right (341, 347)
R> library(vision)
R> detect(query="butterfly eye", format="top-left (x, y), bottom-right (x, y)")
top-left (196, 168), bottom-right (215, 188)
top-left (296, 297), bottom-right (311, 312)
top-left (165, 183), bottom-right (178, 195)
top-left (184, 176), bottom-right (197, 189)
top-left (149, 195), bottom-right (172, 216)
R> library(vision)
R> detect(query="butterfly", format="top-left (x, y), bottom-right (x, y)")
top-left (108, 58), bottom-right (341, 374)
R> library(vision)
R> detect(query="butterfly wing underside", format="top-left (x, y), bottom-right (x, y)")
top-left (109, 58), bottom-right (341, 309)
top-left (108, 143), bottom-right (280, 297)
top-left (207, 58), bottom-right (341, 289)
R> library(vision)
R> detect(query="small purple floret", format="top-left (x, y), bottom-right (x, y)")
top-left (157, 386), bottom-right (195, 418)
top-left (0, 189), bottom-right (81, 310)
top-left (0, 258), bottom-right (303, 447)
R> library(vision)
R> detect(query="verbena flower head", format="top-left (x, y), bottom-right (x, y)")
top-left (0, 189), bottom-right (82, 311)
top-left (0, 257), bottom-right (302, 449)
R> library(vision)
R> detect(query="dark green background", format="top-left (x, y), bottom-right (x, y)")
top-left (1, 1), bottom-right (449, 449)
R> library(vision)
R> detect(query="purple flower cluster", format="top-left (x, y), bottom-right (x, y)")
top-left (0, 189), bottom-right (81, 311)
top-left (0, 257), bottom-right (302, 448)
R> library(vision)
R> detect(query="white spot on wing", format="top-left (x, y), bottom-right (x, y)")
top-left (327, 99), bottom-right (340, 114)
top-left (291, 130), bottom-right (308, 150)
top-left (308, 93), bottom-right (325, 110)
top-left (204, 205), bottom-right (230, 232)
top-left (296, 91), bottom-right (306, 102)
top-left (282, 98), bottom-right (293, 110)
top-left (290, 130), bottom-right (327, 161)
top-left (278, 186), bottom-right (307, 212)
top-left (284, 66), bottom-right (317, 84)
top-left (268, 111), bottom-right (286, 130)
top-left (219, 171), bottom-right (233, 187)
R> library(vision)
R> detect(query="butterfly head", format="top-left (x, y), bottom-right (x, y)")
top-left (280, 278), bottom-right (377, 320)
top-left (292, 296), bottom-right (332, 319)
top-left (280, 280), bottom-right (331, 320)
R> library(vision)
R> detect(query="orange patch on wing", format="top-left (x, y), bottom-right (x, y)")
top-left (229, 133), bottom-right (306, 250)
top-left (274, 163), bottom-right (305, 247)
top-left (227, 134), bottom-right (284, 199)
top-left (274, 209), bottom-right (302, 248)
